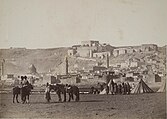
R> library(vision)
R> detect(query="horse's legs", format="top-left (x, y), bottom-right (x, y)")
top-left (21, 93), bottom-right (23, 102)
top-left (13, 94), bottom-right (15, 103)
top-left (16, 94), bottom-right (19, 103)
top-left (57, 91), bottom-right (62, 102)
top-left (71, 93), bottom-right (74, 100)
top-left (68, 93), bottom-right (71, 102)
top-left (22, 95), bottom-right (26, 104)
top-left (26, 95), bottom-right (29, 103)
top-left (75, 92), bottom-right (80, 102)
top-left (63, 90), bottom-right (66, 102)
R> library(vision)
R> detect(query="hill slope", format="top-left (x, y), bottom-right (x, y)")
top-left (0, 48), bottom-right (68, 74)
top-left (0, 46), bottom-right (166, 75)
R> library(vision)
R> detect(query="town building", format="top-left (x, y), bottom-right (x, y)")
top-left (93, 51), bottom-right (111, 59)
top-left (68, 40), bottom-right (114, 58)
top-left (113, 44), bottom-right (158, 57)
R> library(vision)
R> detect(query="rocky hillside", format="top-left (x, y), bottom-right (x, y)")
top-left (0, 48), bottom-right (68, 74)
top-left (0, 46), bottom-right (166, 75)
top-left (0, 47), bottom-right (98, 75)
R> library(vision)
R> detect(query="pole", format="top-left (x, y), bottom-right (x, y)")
top-left (1, 59), bottom-right (5, 76)
top-left (106, 54), bottom-right (109, 68)
top-left (66, 57), bottom-right (68, 75)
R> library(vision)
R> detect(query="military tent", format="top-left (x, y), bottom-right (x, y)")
top-left (157, 80), bottom-right (166, 92)
top-left (99, 88), bottom-right (107, 94)
top-left (99, 84), bottom-right (109, 94)
top-left (131, 79), bottom-right (154, 94)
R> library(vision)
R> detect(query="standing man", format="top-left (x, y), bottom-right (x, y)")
top-left (45, 82), bottom-right (51, 102)
top-left (20, 76), bottom-right (24, 102)
top-left (108, 72), bottom-right (115, 94)
top-left (126, 82), bottom-right (131, 94)
top-left (103, 72), bottom-right (109, 94)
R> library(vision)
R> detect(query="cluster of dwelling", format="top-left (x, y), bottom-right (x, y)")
top-left (67, 40), bottom-right (165, 85)
top-left (0, 40), bottom-right (166, 87)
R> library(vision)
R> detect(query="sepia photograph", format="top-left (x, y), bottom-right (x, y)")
top-left (0, 0), bottom-right (166, 119)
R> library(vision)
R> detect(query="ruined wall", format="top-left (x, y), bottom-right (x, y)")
top-left (68, 49), bottom-right (77, 56)
top-left (81, 40), bottom-right (99, 47)
top-left (141, 44), bottom-right (158, 52)
top-left (77, 46), bottom-right (98, 57)
top-left (93, 51), bottom-right (111, 59)
top-left (113, 44), bottom-right (158, 57)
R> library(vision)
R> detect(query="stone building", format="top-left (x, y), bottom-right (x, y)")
top-left (141, 44), bottom-right (158, 52)
top-left (81, 40), bottom-right (99, 47)
top-left (113, 47), bottom-right (128, 57)
top-left (93, 51), bottom-right (111, 59)
top-left (76, 46), bottom-right (97, 57)
top-left (67, 40), bottom-right (114, 58)
top-left (68, 48), bottom-right (77, 56)
top-left (113, 44), bottom-right (158, 57)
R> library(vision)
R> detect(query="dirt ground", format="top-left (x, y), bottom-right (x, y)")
top-left (0, 93), bottom-right (166, 119)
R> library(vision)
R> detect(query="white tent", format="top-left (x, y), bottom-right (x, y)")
top-left (99, 88), bottom-right (107, 94)
top-left (157, 80), bottom-right (166, 92)
top-left (131, 79), bottom-right (154, 94)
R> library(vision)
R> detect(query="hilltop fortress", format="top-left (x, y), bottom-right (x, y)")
top-left (68, 40), bottom-right (114, 59)
top-left (68, 40), bottom-right (158, 58)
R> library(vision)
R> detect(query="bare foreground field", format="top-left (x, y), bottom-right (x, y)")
top-left (0, 93), bottom-right (166, 119)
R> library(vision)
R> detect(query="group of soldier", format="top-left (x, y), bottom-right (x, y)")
top-left (106, 81), bottom-right (131, 95)
top-left (90, 71), bottom-right (131, 95)
top-left (104, 71), bottom-right (131, 95)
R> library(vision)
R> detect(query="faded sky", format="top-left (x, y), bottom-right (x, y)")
top-left (0, 0), bottom-right (166, 48)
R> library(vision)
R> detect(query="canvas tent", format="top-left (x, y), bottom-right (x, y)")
top-left (131, 79), bottom-right (154, 94)
top-left (99, 84), bottom-right (109, 94)
top-left (157, 80), bottom-right (166, 92)
top-left (99, 88), bottom-right (107, 94)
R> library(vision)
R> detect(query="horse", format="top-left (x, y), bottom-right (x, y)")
top-left (49, 84), bottom-right (80, 102)
top-left (66, 85), bottom-right (80, 102)
top-left (49, 84), bottom-right (67, 102)
top-left (13, 83), bottom-right (33, 104)
top-left (13, 86), bottom-right (20, 103)
top-left (21, 83), bottom-right (33, 103)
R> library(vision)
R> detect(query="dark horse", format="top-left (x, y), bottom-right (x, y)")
top-left (12, 86), bottom-right (20, 103)
top-left (13, 84), bottom-right (33, 103)
top-left (66, 85), bottom-right (80, 102)
top-left (49, 84), bottom-right (67, 102)
top-left (49, 84), bottom-right (80, 102)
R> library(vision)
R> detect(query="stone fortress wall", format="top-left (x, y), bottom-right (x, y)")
top-left (68, 40), bottom-right (158, 58)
